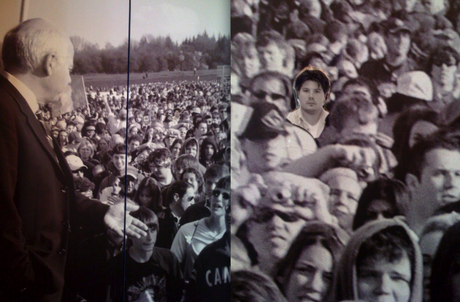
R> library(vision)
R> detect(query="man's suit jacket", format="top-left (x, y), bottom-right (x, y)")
top-left (0, 76), bottom-right (109, 302)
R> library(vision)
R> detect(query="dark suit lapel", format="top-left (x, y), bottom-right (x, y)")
top-left (0, 76), bottom-right (67, 180)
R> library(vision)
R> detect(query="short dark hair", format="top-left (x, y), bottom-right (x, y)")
top-left (204, 163), bottom-right (230, 180)
top-left (128, 134), bottom-right (143, 144)
top-left (130, 206), bottom-right (159, 228)
top-left (148, 148), bottom-right (171, 164)
top-left (165, 180), bottom-right (192, 207)
top-left (329, 95), bottom-right (379, 131)
top-left (111, 143), bottom-right (127, 155)
top-left (407, 131), bottom-right (460, 179)
top-left (180, 167), bottom-right (203, 192)
top-left (357, 226), bottom-right (414, 276)
top-left (294, 65), bottom-right (331, 97)
top-left (352, 179), bottom-right (408, 231)
top-left (215, 176), bottom-right (230, 191)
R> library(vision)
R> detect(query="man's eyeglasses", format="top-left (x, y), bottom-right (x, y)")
top-left (251, 90), bottom-right (286, 101)
top-left (253, 207), bottom-right (299, 223)
top-left (212, 189), bottom-right (230, 200)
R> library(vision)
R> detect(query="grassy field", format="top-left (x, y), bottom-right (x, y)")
top-left (81, 68), bottom-right (228, 88)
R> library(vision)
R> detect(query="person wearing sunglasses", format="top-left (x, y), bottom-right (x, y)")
top-left (430, 46), bottom-right (460, 112)
top-left (171, 176), bottom-right (230, 282)
top-left (239, 71), bottom-right (317, 174)
top-left (245, 172), bottom-right (334, 277)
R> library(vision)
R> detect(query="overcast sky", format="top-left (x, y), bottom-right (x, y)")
top-left (22, 0), bottom-right (229, 47)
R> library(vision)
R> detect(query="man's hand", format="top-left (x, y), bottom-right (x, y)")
top-left (104, 202), bottom-right (148, 239)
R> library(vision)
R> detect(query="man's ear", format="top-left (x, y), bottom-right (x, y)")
top-left (173, 193), bottom-right (180, 202)
top-left (376, 96), bottom-right (388, 117)
top-left (43, 53), bottom-right (57, 76)
top-left (405, 173), bottom-right (419, 192)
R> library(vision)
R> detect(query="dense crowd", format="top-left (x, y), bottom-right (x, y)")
top-left (36, 79), bottom-right (231, 301)
top-left (231, 0), bottom-right (460, 302)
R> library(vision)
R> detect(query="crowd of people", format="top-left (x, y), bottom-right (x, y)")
top-left (36, 79), bottom-right (231, 301)
top-left (231, 0), bottom-right (460, 302)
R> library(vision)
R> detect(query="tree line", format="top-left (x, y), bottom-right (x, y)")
top-left (70, 32), bottom-right (231, 75)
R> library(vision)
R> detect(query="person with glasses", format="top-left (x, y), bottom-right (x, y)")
top-left (171, 176), bottom-right (230, 281)
top-left (287, 65), bottom-right (331, 138)
top-left (245, 172), bottom-right (333, 277)
top-left (240, 71), bottom-right (317, 174)
top-left (430, 46), bottom-right (460, 112)
top-left (185, 187), bottom-right (231, 302)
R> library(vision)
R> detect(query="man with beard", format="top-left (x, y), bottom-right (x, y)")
top-left (239, 71), bottom-right (317, 173)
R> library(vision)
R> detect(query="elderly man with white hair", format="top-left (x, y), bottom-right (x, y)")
top-left (0, 18), bottom-right (147, 301)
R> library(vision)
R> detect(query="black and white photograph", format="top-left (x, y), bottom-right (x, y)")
top-left (0, 0), bottom-right (230, 301)
top-left (230, 0), bottom-right (460, 302)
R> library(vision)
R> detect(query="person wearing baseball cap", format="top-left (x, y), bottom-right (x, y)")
top-left (66, 154), bottom-right (88, 179)
top-left (360, 17), bottom-right (417, 96)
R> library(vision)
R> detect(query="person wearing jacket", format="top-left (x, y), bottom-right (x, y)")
top-left (332, 218), bottom-right (423, 302)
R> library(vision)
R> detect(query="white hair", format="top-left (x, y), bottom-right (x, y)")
top-left (2, 18), bottom-right (70, 73)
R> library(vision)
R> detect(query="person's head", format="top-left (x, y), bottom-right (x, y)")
top-left (423, 0), bottom-right (446, 14)
top-left (392, 106), bottom-right (439, 168)
top-left (356, 225), bottom-right (416, 302)
top-left (66, 154), bottom-right (88, 179)
top-left (119, 174), bottom-right (137, 195)
top-left (204, 164), bottom-right (230, 197)
top-left (169, 138), bottom-right (183, 159)
top-left (298, 0), bottom-right (322, 19)
top-left (210, 176), bottom-right (231, 218)
top-left (430, 221), bottom-right (460, 302)
top-left (128, 134), bottom-right (142, 152)
top-left (244, 71), bottom-right (293, 140)
top-left (247, 174), bottom-right (329, 270)
top-left (183, 138), bottom-right (199, 158)
top-left (58, 130), bottom-right (68, 146)
top-left (430, 46), bottom-right (460, 93)
top-left (129, 207), bottom-right (159, 252)
top-left (200, 136), bottom-right (217, 162)
top-left (77, 139), bottom-right (95, 161)
top-left (165, 180), bottom-right (195, 216)
top-left (341, 77), bottom-right (380, 109)
top-left (420, 213), bottom-right (460, 302)
top-left (109, 134), bottom-right (125, 150)
top-left (330, 94), bottom-right (379, 137)
top-left (134, 177), bottom-right (162, 212)
top-left (180, 167), bottom-right (203, 194)
top-left (320, 168), bottom-right (363, 232)
top-left (82, 122), bottom-right (96, 138)
top-left (232, 270), bottom-right (288, 302)
top-left (256, 31), bottom-right (290, 72)
top-left (384, 18), bottom-right (412, 66)
top-left (98, 137), bottom-right (110, 152)
top-left (193, 120), bottom-right (208, 139)
top-left (276, 222), bottom-right (348, 302)
top-left (148, 148), bottom-right (172, 181)
top-left (173, 154), bottom-right (201, 180)
top-left (367, 31), bottom-right (388, 60)
top-left (111, 143), bottom-right (127, 172)
top-left (353, 179), bottom-right (408, 231)
top-left (2, 18), bottom-right (74, 104)
top-left (66, 121), bottom-right (76, 133)
top-left (293, 65), bottom-right (331, 115)
top-left (405, 132), bottom-right (460, 219)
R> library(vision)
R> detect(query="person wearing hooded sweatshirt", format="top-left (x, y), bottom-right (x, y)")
top-left (180, 137), bottom-right (206, 175)
top-left (332, 218), bottom-right (423, 302)
top-left (199, 136), bottom-right (218, 169)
